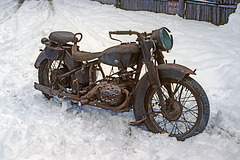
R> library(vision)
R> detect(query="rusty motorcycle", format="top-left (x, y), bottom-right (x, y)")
top-left (34, 28), bottom-right (210, 140)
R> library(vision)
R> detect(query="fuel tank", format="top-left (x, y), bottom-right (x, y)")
top-left (99, 43), bottom-right (140, 68)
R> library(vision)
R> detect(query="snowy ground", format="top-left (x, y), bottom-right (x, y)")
top-left (0, 0), bottom-right (239, 159)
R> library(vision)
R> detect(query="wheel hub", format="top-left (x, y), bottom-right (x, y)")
top-left (50, 68), bottom-right (70, 88)
top-left (163, 99), bottom-right (183, 121)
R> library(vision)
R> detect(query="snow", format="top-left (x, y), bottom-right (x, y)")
top-left (0, 0), bottom-right (239, 159)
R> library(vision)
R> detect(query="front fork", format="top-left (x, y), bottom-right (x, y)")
top-left (138, 35), bottom-right (167, 110)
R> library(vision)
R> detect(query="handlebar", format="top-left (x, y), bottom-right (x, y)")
top-left (109, 30), bottom-right (139, 36)
top-left (109, 30), bottom-right (152, 43)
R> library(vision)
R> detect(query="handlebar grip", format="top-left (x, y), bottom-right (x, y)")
top-left (109, 30), bottom-right (132, 35)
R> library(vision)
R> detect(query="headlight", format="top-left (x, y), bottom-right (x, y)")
top-left (151, 27), bottom-right (173, 51)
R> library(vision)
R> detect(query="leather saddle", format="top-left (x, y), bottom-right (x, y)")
top-left (49, 31), bottom-right (101, 61)
top-left (49, 31), bottom-right (74, 44)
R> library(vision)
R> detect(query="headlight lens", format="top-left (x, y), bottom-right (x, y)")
top-left (151, 27), bottom-right (173, 51)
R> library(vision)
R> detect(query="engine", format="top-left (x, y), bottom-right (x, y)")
top-left (99, 83), bottom-right (124, 106)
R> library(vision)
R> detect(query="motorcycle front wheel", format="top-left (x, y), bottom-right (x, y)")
top-left (143, 76), bottom-right (210, 141)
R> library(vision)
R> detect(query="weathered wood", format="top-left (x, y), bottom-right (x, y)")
top-left (178, 0), bottom-right (185, 17)
top-left (114, 0), bottom-right (238, 25)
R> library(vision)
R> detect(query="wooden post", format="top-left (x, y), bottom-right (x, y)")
top-left (178, 0), bottom-right (185, 17)
top-left (216, 6), bottom-right (220, 25)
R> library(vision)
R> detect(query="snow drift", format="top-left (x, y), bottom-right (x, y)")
top-left (0, 0), bottom-right (239, 159)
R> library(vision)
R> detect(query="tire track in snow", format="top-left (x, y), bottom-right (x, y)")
top-left (207, 111), bottom-right (240, 144)
top-left (0, 0), bottom-right (56, 95)
top-left (52, 0), bottom-right (146, 51)
top-left (0, 0), bottom-right (55, 53)
top-left (51, 0), bottom-right (97, 51)
top-left (0, 0), bottom-right (23, 24)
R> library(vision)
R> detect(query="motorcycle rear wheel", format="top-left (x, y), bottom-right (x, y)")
top-left (38, 59), bottom-right (68, 99)
top-left (143, 76), bottom-right (210, 141)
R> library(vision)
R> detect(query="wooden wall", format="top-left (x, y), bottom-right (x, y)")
top-left (183, 0), bottom-right (238, 25)
top-left (115, 0), bottom-right (239, 25)
top-left (119, 0), bottom-right (180, 14)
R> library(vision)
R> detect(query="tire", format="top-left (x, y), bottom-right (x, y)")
top-left (38, 59), bottom-right (69, 99)
top-left (134, 76), bottom-right (210, 141)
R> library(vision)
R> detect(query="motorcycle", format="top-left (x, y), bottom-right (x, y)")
top-left (34, 28), bottom-right (210, 141)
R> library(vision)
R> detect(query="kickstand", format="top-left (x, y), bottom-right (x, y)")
top-left (129, 117), bottom-right (147, 126)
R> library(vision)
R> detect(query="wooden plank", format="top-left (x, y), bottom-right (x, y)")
top-left (163, 1), bottom-right (166, 13)
top-left (160, 1), bottom-right (163, 13)
top-left (196, 4), bottom-right (200, 20)
top-left (185, 3), bottom-right (189, 19)
top-left (121, 0), bottom-right (125, 9)
top-left (129, 0), bottom-right (133, 10)
top-left (199, 4), bottom-right (204, 21)
top-left (140, 0), bottom-right (144, 10)
top-left (220, 7), bottom-right (225, 25)
top-left (122, 0), bottom-right (126, 9)
top-left (209, 5), bottom-right (213, 22)
top-left (155, 1), bottom-right (159, 12)
top-left (147, 0), bottom-right (151, 11)
top-left (135, 0), bottom-right (138, 10)
top-left (204, 4), bottom-right (209, 21)
top-left (137, 0), bottom-right (140, 10)
top-left (216, 6), bottom-right (220, 25)
top-left (210, 5), bottom-right (213, 23)
top-left (201, 4), bottom-right (206, 21)
top-left (159, 1), bottom-right (161, 13)
top-left (186, 3), bottom-right (190, 19)
top-left (152, 0), bottom-right (157, 12)
top-left (178, 0), bottom-right (185, 17)
top-left (144, 0), bottom-right (146, 10)
top-left (132, 0), bottom-right (136, 10)
top-left (191, 3), bottom-right (194, 19)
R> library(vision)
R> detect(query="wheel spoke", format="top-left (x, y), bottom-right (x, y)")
top-left (180, 90), bottom-right (194, 106)
top-left (183, 104), bottom-right (198, 115)
top-left (161, 86), bottom-right (170, 99)
top-left (163, 118), bottom-right (168, 131)
top-left (170, 122), bottom-right (177, 134)
top-left (183, 109), bottom-right (198, 118)
top-left (179, 115), bottom-right (195, 131)
top-left (172, 82), bottom-right (181, 99)
top-left (153, 93), bottom-right (159, 102)
top-left (170, 121), bottom-right (183, 135)
top-left (157, 120), bottom-right (166, 128)
top-left (46, 60), bottom-right (65, 88)
top-left (177, 85), bottom-right (184, 101)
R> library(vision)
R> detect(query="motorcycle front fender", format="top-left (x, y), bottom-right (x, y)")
top-left (34, 46), bottom-right (64, 68)
top-left (157, 63), bottom-right (196, 80)
top-left (133, 63), bottom-right (196, 121)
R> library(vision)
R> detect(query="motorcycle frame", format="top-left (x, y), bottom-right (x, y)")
top-left (34, 32), bottom-right (196, 112)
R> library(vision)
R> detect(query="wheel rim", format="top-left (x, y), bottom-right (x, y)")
top-left (146, 78), bottom-right (201, 137)
top-left (44, 60), bottom-right (65, 88)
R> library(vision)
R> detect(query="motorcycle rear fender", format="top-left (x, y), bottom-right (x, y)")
top-left (133, 63), bottom-right (196, 121)
top-left (34, 46), bottom-right (64, 68)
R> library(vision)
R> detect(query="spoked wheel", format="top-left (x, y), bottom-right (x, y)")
top-left (38, 59), bottom-right (69, 99)
top-left (144, 76), bottom-right (210, 140)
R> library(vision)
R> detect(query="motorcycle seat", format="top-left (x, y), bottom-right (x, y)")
top-left (49, 31), bottom-right (74, 44)
top-left (72, 51), bottom-right (102, 61)
top-left (72, 43), bottom-right (101, 61)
